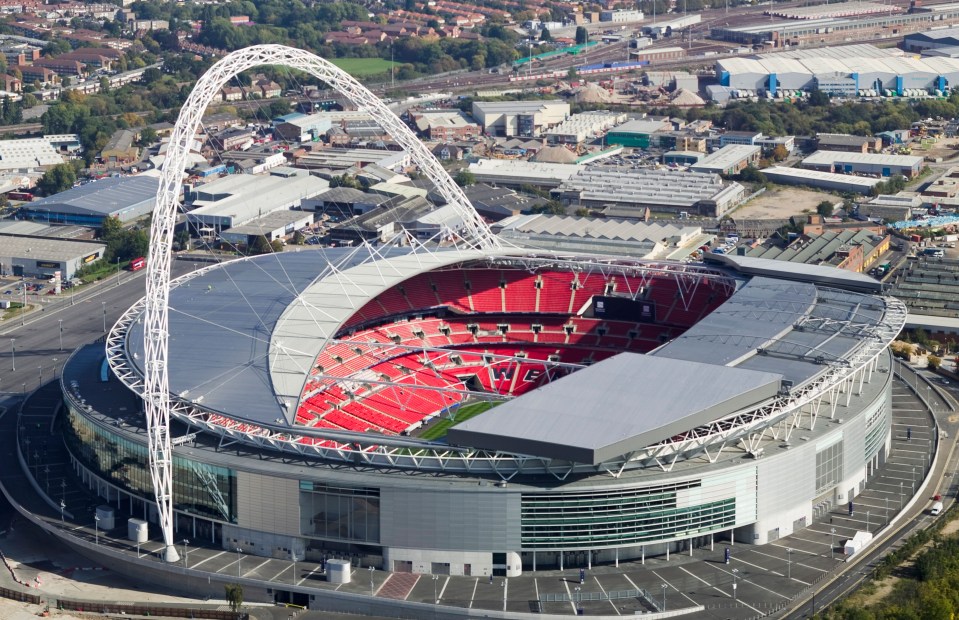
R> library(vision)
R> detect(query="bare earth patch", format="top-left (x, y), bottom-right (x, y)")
top-left (730, 187), bottom-right (833, 220)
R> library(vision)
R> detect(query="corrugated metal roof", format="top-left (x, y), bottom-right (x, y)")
top-left (447, 353), bottom-right (783, 464)
top-left (28, 175), bottom-right (158, 217)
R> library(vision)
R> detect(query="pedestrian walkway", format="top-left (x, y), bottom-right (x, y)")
top-left (0, 372), bottom-right (947, 618)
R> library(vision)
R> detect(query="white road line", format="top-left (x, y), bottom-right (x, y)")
top-left (713, 565), bottom-right (781, 612)
top-left (679, 565), bottom-right (712, 586)
top-left (563, 579), bottom-right (576, 614)
top-left (729, 554), bottom-right (782, 576)
top-left (188, 550), bottom-right (224, 569)
top-left (722, 564), bottom-right (792, 599)
top-left (438, 576), bottom-right (450, 602)
top-left (469, 578), bottom-right (478, 608)
top-left (651, 569), bottom-right (698, 606)
top-left (247, 558), bottom-right (271, 578)
top-left (268, 563), bottom-right (291, 583)
top-left (591, 574), bottom-right (620, 615)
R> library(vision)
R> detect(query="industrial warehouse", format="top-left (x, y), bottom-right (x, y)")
top-left (715, 44), bottom-right (959, 98)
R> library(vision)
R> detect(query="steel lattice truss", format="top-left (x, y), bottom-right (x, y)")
top-left (108, 236), bottom-right (906, 485)
top-left (142, 44), bottom-right (500, 562)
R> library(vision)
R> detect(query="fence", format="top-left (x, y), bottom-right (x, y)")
top-left (58, 599), bottom-right (247, 620)
top-left (540, 588), bottom-right (649, 603)
top-left (0, 585), bottom-right (40, 605)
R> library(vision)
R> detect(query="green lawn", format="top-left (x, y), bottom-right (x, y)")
top-left (419, 401), bottom-right (497, 441)
top-left (329, 58), bottom-right (398, 78)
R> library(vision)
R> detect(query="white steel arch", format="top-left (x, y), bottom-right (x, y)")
top-left (144, 44), bottom-right (499, 562)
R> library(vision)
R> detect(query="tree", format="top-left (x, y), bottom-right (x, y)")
top-left (771, 144), bottom-right (788, 162)
top-left (575, 26), bottom-right (588, 45)
top-left (225, 584), bottom-right (243, 612)
top-left (807, 88), bottom-right (830, 107)
top-left (738, 165), bottom-right (767, 185)
top-left (250, 235), bottom-right (272, 255)
top-left (137, 126), bottom-right (158, 147)
top-left (540, 28), bottom-right (552, 42)
top-left (816, 201), bottom-right (834, 217)
top-left (35, 163), bottom-right (77, 196)
top-left (928, 354), bottom-right (942, 370)
top-left (292, 230), bottom-right (306, 245)
top-left (173, 229), bottom-right (190, 251)
top-left (453, 169), bottom-right (475, 187)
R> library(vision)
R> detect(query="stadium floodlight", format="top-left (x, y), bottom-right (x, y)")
top-left (142, 44), bottom-right (501, 563)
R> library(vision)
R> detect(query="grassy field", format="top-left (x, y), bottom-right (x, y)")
top-left (329, 58), bottom-right (398, 78)
top-left (1, 302), bottom-right (27, 322)
top-left (419, 401), bottom-right (497, 441)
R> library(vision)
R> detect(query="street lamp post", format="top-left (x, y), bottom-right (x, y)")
top-left (866, 511), bottom-right (870, 531)
top-left (236, 547), bottom-right (242, 578)
top-left (116, 256), bottom-right (120, 287)
top-left (787, 548), bottom-right (792, 579)
top-left (291, 551), bottom-right (297, 585)
top-left (10, 338), bottom-right (14, 371)
top-left (369, 566), bottom-right (374, 597)
top-left (661, 583), bottom-right (668, 611)
top-left (58, 319), bottom-right (63, 351)
top-left (94, 514), bottom-right (100, 545)
top-left (433, 574), bottom-right (439, 604)
top-left (37, 365), bottom-right (42, 387)
top-left (830, 527), bottom-right (836, 560)
top-left (59, 499), bottom-right (65, 522)
top-left (102, 301), bottom-right (106, 332)
top-left (574, 585), bottom-right (581, 613)
top-left (732, 569), bottom-right (739, 600)
top-left (502, 577), bottom-right (508, 612)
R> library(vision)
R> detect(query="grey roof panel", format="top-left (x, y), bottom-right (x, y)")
top-left (447, 353), bottom-right (783, 464)
top-left (126, 248), bottom-right (411, 426)
top-left (27, 175), bottom-right (158, 216)
top-left (705, 253), bottom-right (882, 293)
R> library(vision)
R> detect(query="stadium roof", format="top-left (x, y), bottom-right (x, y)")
top-left (706, 253), bottom-right (882, 293)
top-left (123, 248), bottom-right (893, 461)
top-left (446, 353), bottom-right (783, 464)
top-left (26, 175), bottom-right (158, 217)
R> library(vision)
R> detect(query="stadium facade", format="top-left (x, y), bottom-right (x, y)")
top-left (47, 43), bottom-right (907, 586)
top-left (60, 246), bottom-right (905, 578)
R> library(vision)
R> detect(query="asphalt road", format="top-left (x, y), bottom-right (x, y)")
top-left (0, 259), bottom-right (194, 399)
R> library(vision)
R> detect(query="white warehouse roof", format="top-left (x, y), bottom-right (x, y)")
top-left (803, 150), bottom-right (924, 168)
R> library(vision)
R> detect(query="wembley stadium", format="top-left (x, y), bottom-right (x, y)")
top-left (58, 243), bottom-right (906, 579)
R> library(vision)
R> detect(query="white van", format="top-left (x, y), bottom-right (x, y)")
top-left (931, 501), bottom-right (943, 516)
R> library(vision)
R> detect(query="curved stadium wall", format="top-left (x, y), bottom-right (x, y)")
top-left (59, 251), bottom-right (898, 578)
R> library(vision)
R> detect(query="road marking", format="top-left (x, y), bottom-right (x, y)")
top-left (469, 578), bottom-right (478, 608)
top-left (267, 562), bottom-right (292, 583)
top-left (722, 564), bottom-right (791, 600)
top-left (189, 550), bottom-right (224, 569)
top-left (712, 566), bottom-right (776, 613)
top-left (651, 569), bottom-right (698, 606)
top-left (590, 574), bottom-right (620, 615)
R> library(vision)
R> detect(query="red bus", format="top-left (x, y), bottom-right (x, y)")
top-left (8, 191), bottom-right (33, 201)
top-left (128, 257), bottom-right (146, 271)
